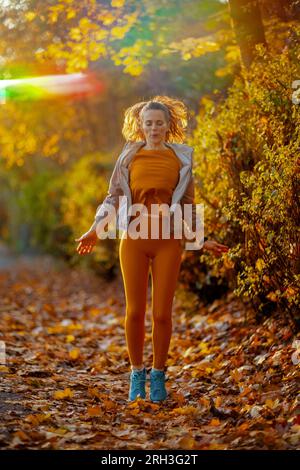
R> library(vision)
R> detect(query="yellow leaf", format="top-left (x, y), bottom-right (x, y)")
top-left (111, 26), bottom-right (128, 39)
top-left (98, 12), bottom-right (115, 26)
top-left (170, 406), bottom-right (198, 416)
top-left (182, 52), bottom-right (192, 60)
top-left (215, 396), bottom-right (222, 407)
top-left (199, 342), bottom-right (209, 352)
top-left (69, 28), bottom-right (82, 41)
top-left (67, 323), bottom-right (83, 331)
top-left (25, 413), bottom-right (51, 425)
top-left (47, 427), bottom-right (67, 435)
top-left (25, 12), bottom-right (36, 21)
top-left (54, 388), bottom-right (74, 399)
top-left (265, 398), bottom-right (279, 409)
top-left (183, 346), bottom-right (194, 358)
top-left (94, 30), bottom-right (108, 41)
top-left (124, 63), bottom-right (143, 76)
top-left (49, 12), bottom-right (58, 23)
top-left (67, 9), bottom-right (76, 20)
top-left (69, 348), bottom-right (80, 360)
top-left (111, 0), bottom-right (125, 7)
top-left (66, 335), bottom-right (75, 343)
top-left (256, 258), bottom-right (265, 271)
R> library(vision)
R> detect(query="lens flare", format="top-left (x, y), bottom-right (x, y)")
top-left (0, 70), bottom-right (104, 103)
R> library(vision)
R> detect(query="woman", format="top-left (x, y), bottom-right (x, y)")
top-left (75, 96), bottom-right (229, 403)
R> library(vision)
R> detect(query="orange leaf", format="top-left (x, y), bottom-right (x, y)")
top-left (177, 435), bottom-right (196, 449)
top-left (210, 418), bottom-right (221, 426)
top-left (87, 406), bottom-right (102, 416)
top-left (14, 430), bottom-right (30, 441)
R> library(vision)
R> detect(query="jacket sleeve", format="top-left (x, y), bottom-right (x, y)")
top-left (179, 149), bottom-right (197, 233)
top-left (89, 144), bottom-right (127, 231)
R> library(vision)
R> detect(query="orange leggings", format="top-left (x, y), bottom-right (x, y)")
top-left (119, 232), bottom-right (183, 370)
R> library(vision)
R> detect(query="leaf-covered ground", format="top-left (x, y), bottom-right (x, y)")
top-left (0, 254), bottom-right (299, 450)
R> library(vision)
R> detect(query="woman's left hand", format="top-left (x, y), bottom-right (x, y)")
top-left (203, 240), bottom-right (229, 257)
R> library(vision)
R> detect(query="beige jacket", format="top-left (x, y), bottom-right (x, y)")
top-left (92, 140), bottom-right (198, 241)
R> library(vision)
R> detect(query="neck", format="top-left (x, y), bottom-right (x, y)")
top-left (142, 142), bottom-right (169, 150)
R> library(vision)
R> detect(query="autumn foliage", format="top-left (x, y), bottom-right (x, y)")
top-left (185, 25), bottom-right (300, 325)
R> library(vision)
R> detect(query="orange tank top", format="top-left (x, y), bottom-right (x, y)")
top-left (128, 146), bottom-right (181, 237)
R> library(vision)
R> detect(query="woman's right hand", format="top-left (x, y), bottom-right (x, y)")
top-left (75, 229), bottom-right (98, 255)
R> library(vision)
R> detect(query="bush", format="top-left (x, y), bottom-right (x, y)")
top-left (186, 26), bottom-right (300, 326)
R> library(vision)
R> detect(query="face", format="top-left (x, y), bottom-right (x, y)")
top-left (140, 109), bottom-right (169, 145)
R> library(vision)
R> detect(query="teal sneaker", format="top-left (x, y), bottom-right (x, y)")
top-left (128, 367), bottom-right (146, 401)
top-left (150, 368), bottom-right (168, 402)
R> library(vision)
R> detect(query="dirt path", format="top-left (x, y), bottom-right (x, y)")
top-left (0, 253), bottom-right (299, 450)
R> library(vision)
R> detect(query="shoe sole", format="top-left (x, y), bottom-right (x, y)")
top-left (150, 393), bottom-right (168, 403)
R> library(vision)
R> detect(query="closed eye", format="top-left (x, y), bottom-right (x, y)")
top-left (145, 121), bottom-right (164, 124)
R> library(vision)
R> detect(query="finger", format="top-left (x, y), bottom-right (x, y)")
top-left (218, 245), bottom-right (228, 251)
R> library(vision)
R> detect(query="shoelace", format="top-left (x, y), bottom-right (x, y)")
top-left (131, 370), bottom-right (146, 382)
top-left (150, 373), bottom-right (165, 385)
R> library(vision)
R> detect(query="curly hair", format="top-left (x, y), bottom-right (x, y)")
top-left (121, 95), bottom-right (189, 144)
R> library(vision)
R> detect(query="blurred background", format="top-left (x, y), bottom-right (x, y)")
top-left (0, 0), bottom-right (299, 324)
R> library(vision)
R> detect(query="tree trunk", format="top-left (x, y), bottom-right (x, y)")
top-left (228, 0), bottom-right (267, 69)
